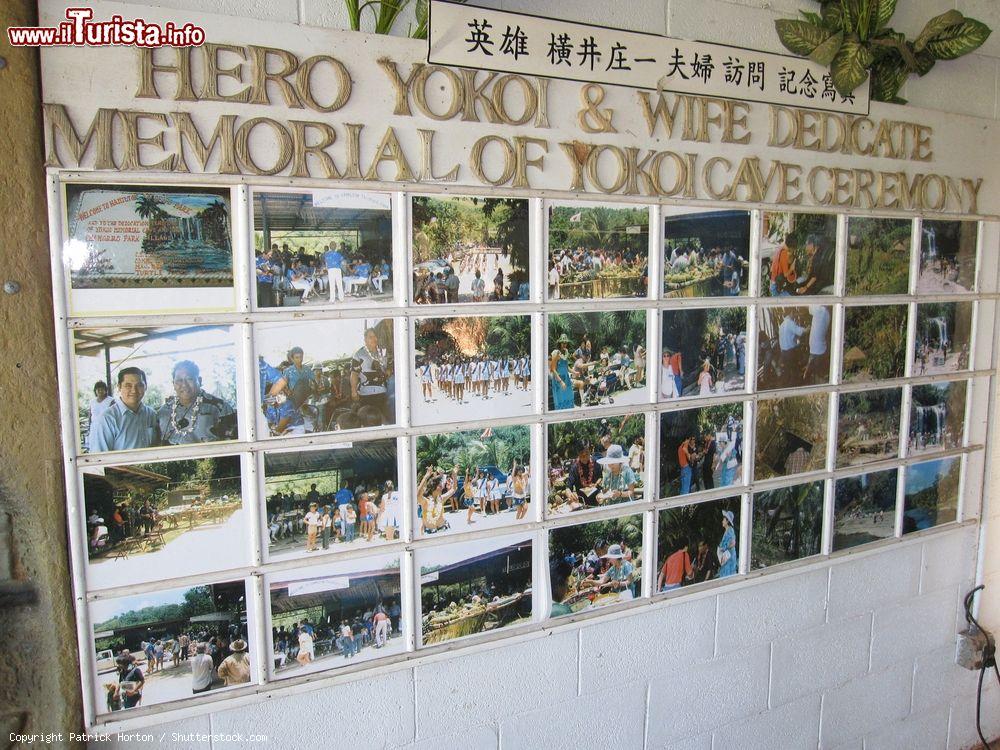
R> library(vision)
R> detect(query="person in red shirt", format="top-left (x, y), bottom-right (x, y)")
top-left (657, 545), bottom-right (693, 591)
top-left (669, 351), bottom-right (683, 396)
top-left (678, 436), bottom-right (696, 494)
top-left (769, 236), bottom-right (798, 296)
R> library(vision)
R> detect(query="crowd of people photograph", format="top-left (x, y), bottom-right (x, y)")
top-left (92, 581), bottom-right (249, 712)
top-left (269, 554), bottom-right (404, 674)
top-left (547, 311), bottom-right (648, 410)
top-left (411, 196), bottom-right (529, 304)
top-left (842, 305), bottom-right (908, 382)
top-left (264, 441), bottom-right (400, 560)
top-left (755, 395), bottom-right (828, 481)
top-left (760, 211), bottom-right (837, 298)
top-left (659, 404), bottom-right (744, 498)
top-left (837, 389), bottom-right (902, 467)
top-left (833, 469), bottom-right (898, 551)
top-left (547, 203), bottom-right (649, 299)
top-left (751, 482), bottom-right (824, 569)
top-left (910, 381), bottom-right (967, 454)
top-left (547, 415), bottom-right (645, 516)
top-left (903, 457), bottom-right (961, 533)
top-left (660, 307), bottom-right (746, 400)
top-left (549, 515), bottom-right (643, 615)
top-left (413, 315), bottom-right (532, 424)
top-left (76, 326), bottom-right (239, 454)
top-left (253, 190), bottom-right (393, 308)
top-left (656, 498), bottom-right (741, 591)
top-left (415, 426), bottom-right (531, 535)
top-left (756, 305), bottom-right (832, 390)
top-left (256, 319), bottom-right (395, 437)
top-left (419, 535), bottom-right (533, 645)
top-left (917, 219), bottom-right (978, 294)
top-left (846, 217), bottom-right (912, 295)
top-left (915, 302), bottom-right (973, 375)
top-left (663, 210), bottom-right (750, 298)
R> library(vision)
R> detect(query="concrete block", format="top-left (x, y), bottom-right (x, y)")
top-left (870, 586), bottom-right (960, 671)
top-left (716, 569), bottom-right (829, 655)
top-left (819, 662), bottom-right (913, 748)
top-left (769, 614), bottom-right (873, 708)
top-left (413, 631), bottom-right (578, 737)
top-left (920, 527), bottom-right (978, 595)
top-left (864, 708), bottom-right (951, 750)
top-left (121, 0), bottom-right (298, 22)
top-left (98, 715), bottom-right (213, 750)
top-left (210, 669), bottom-right (415, 749)
top-left (668, 0), bottom-right (786, 54)
top-left (827, 544), bottom-right (922, 622)
top-left (657, 733), bottom-right (713, 750)
top-left (902, 54), bottom-right (998, 120)
top-left (501, 0), bottom-right (667, 35)
top-left (578, 596), bottom-right (717, 692)
top-left (912, 644), bottom-right (982, 715)
top-left (646, 644), bottom-right (771, 745)
top-left (499, 679), bottom-right (647, 750)
top-left (403, 724), bottom-right (498, 750)
top-left (713, 694), bottom-right (822, 750)
top-left (959, 0), bottom-right (1000, 59)
top-left (947, 675), bottom-right (1000, 750)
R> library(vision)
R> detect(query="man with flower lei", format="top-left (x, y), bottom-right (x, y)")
top-left (158, 360), bottom-right (237, 445)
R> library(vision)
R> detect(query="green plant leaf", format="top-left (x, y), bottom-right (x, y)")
top-left (925, 18), bottom-right (992, 59)
top-left (820, 1), bottom-right (844, 31)
top-left (874, 0), bottom-right (897, 30)
top-left (775, 18), bottom-right (830, 55)
top-left (840, 0), bottom-right (863, 35)
top-left (912, 46), bottom-right (936, 75)
top-left (800, 9), bottom-right (824, 25)
top-left (914, 9), bottom-right (965, 51)
top-left (830, 39), bottom-right (874, 96)
top-left (809, 30), bottom-right (845, 65)
top-left (869, 55), bottom-right (907, 102)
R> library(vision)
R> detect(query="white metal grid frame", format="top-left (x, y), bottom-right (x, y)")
top-left (46, 171), bottom-right (999, 731)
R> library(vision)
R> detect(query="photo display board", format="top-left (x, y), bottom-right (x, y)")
top-left (38, 0), bottom-right (1000, 730)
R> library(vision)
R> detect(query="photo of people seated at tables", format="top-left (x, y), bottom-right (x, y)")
top-left (660, 403), bottom-right (744, 498)
top-left (914, 302), bottom-right (973, 375)
top-left (547, 414), bottom-right (645, 516)
top-left (83, 456), bottom-right (246, 589)
top-left (756, 306), bottom-right (832, 390)
top-left (411, 195), bottom-right (529, 304)
top-left (412, 314), bottom-right (533, 425)
top-left (75, 325), bottom-right (239, 454)
top-left (663, 209), bottom-right (750, 298)
top-left (909, 381), bottom-right (967, 455)
top-left (415, 426), bottom-right (531, 537)
top-left (253, 190), bottom-right (392, 308)
top-left (833, 469), bottom-right (898, 552)
top-left (918, 219), bottom-right (978, 294)
top-left (547, 202), bottom-right (648, 300)
top-left (548, 311), bottom-right (648, 411)
top-left (256, 318), bottom-right (395, 437)
top-left (760, 211), bottom-right (837, 297)
top-left (90, 581), bottom-right (250, 713)
top-left (656, 498), bottom-right (742, 592)
top-left (660, 307), bottom-right (746, 400)
top-left (268, 553), bottom-right (404, 676)
top-left (549, 514), bottom-right (643, 617)
top-left (417, 535), bottom-right (532, 646)
top-left (263, 441), bottom-right (399, 561)
top-left (751, 482), bottom-right (824, 569)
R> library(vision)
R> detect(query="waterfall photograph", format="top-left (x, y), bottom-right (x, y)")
top-left (909, 381), bottom-right (968, 454)
top-left (917, 219), bottom-right (978, 294)
top-left (914, 302), bottom-right (974, 375)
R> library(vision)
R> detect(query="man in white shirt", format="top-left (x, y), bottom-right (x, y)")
top-left (777, 311), bottom-right (806, 382)
top-left (548, 261), bottom-right (560, 300)
top-left (190, 643), bottom-right (214, 694)
top-left (803, 305), bottom-right (831, 383)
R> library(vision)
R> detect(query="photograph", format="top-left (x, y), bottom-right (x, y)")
top-left (412, 314), bottom-right (532, 426)
top-left (415, 425), bottom-right (531, 536)
top-left (756, 306), bottom-right (832, 390)
top-left (75, 325), bottom-right (239, 454)
top-left (755, 395), bottom-right (828, 480)
top-left (842, 305), bottom-right (909, 382)
top-left (411, 195), bottom-right (529, 304)
top-left (549, 513), bottom-right (643, 616)
top-left (418, 534), bottom-right (533, 645)
top-left (263, 440), bottom-right (400, 561)
top-left (268, 552), bottom-right (403, 676)
top-left (656, 497), bottom-right (741, 592)
top-left (833, 469), bottom-right (898, 551)
top-left (253, 189), bottom-right (393, 309)
top-left (903, 457), bottom-right (961, 533)
top-left (548, 311), bottom-right (649, 411)
top-left (90, 580), bottom-right (249, 714)
top-left (547, 414), bottom-right (646, 516)
top-left (914, 302), bottom-right (973, 375)
top-left (256, 318), bottom-right (395, 437)
top-left (910, 381), bottom-right (967, 454)
top-left (663, 209), bottom-right (750, 297)
top-left (751, 481), bottom-right (824, 569)
top-left (660, 403), bottom-right (745, 498)
top-left (845, 217), bottom-right (912, 295)
top-left (83, 456), bottom-right (247, 590)
top-left (760, 211), bottom-right (837, 297)
top-left (917, 219), bottom-right (977, 294)
top-left (64, 184), bottom-right (233, 315)
top-left (547, 202), bottom-right (648, 300)
top-left (660, 307), bottom-right (747, 400)
top-left (836, 388), bottom-right (902, 467)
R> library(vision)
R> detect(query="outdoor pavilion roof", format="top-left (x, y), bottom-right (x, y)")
top-left (99, 464), bottom-right (172, 491)
top-left (255, 192), bottom-right (385, 233)
top-left (264, 441), bottom-right (396, 476)
top-left (269, 568), bottom-right (401, 614)
top-left (423, 542), bottom-right (531, 587)
top-left (73, 324), bottom-right (231, 357)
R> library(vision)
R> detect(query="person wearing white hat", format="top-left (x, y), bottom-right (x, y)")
top-left (718, 510), bottom-right (739, 578)
top-left (596, 543), bottom-right (636, 600)
top-left (597, 445), bottom-right (637, 505)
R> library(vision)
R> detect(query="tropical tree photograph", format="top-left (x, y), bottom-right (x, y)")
top-left (842, 304), bottom-right (908, 382)
top-left (660, 403), bottom-right (745, 498)
top-left (845, 217), bottom-right (912, 295)
top-left (837, 388), bottom-right (902, 467)
top-left (660, 307), bottom-right (747, 399)
top-left (751, 482), bottom-right (825, 569)
top-left (903, 457), bottom-right (961, 533)
top-left (754, 394), bottom-right (829, 481)
top-left (656, 498), bottom-right (742, 591)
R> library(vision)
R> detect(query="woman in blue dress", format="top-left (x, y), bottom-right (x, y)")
top-left (549, 336), bottom-right (575, 410)
top-left (717, 510), bottom-right (739, 578)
